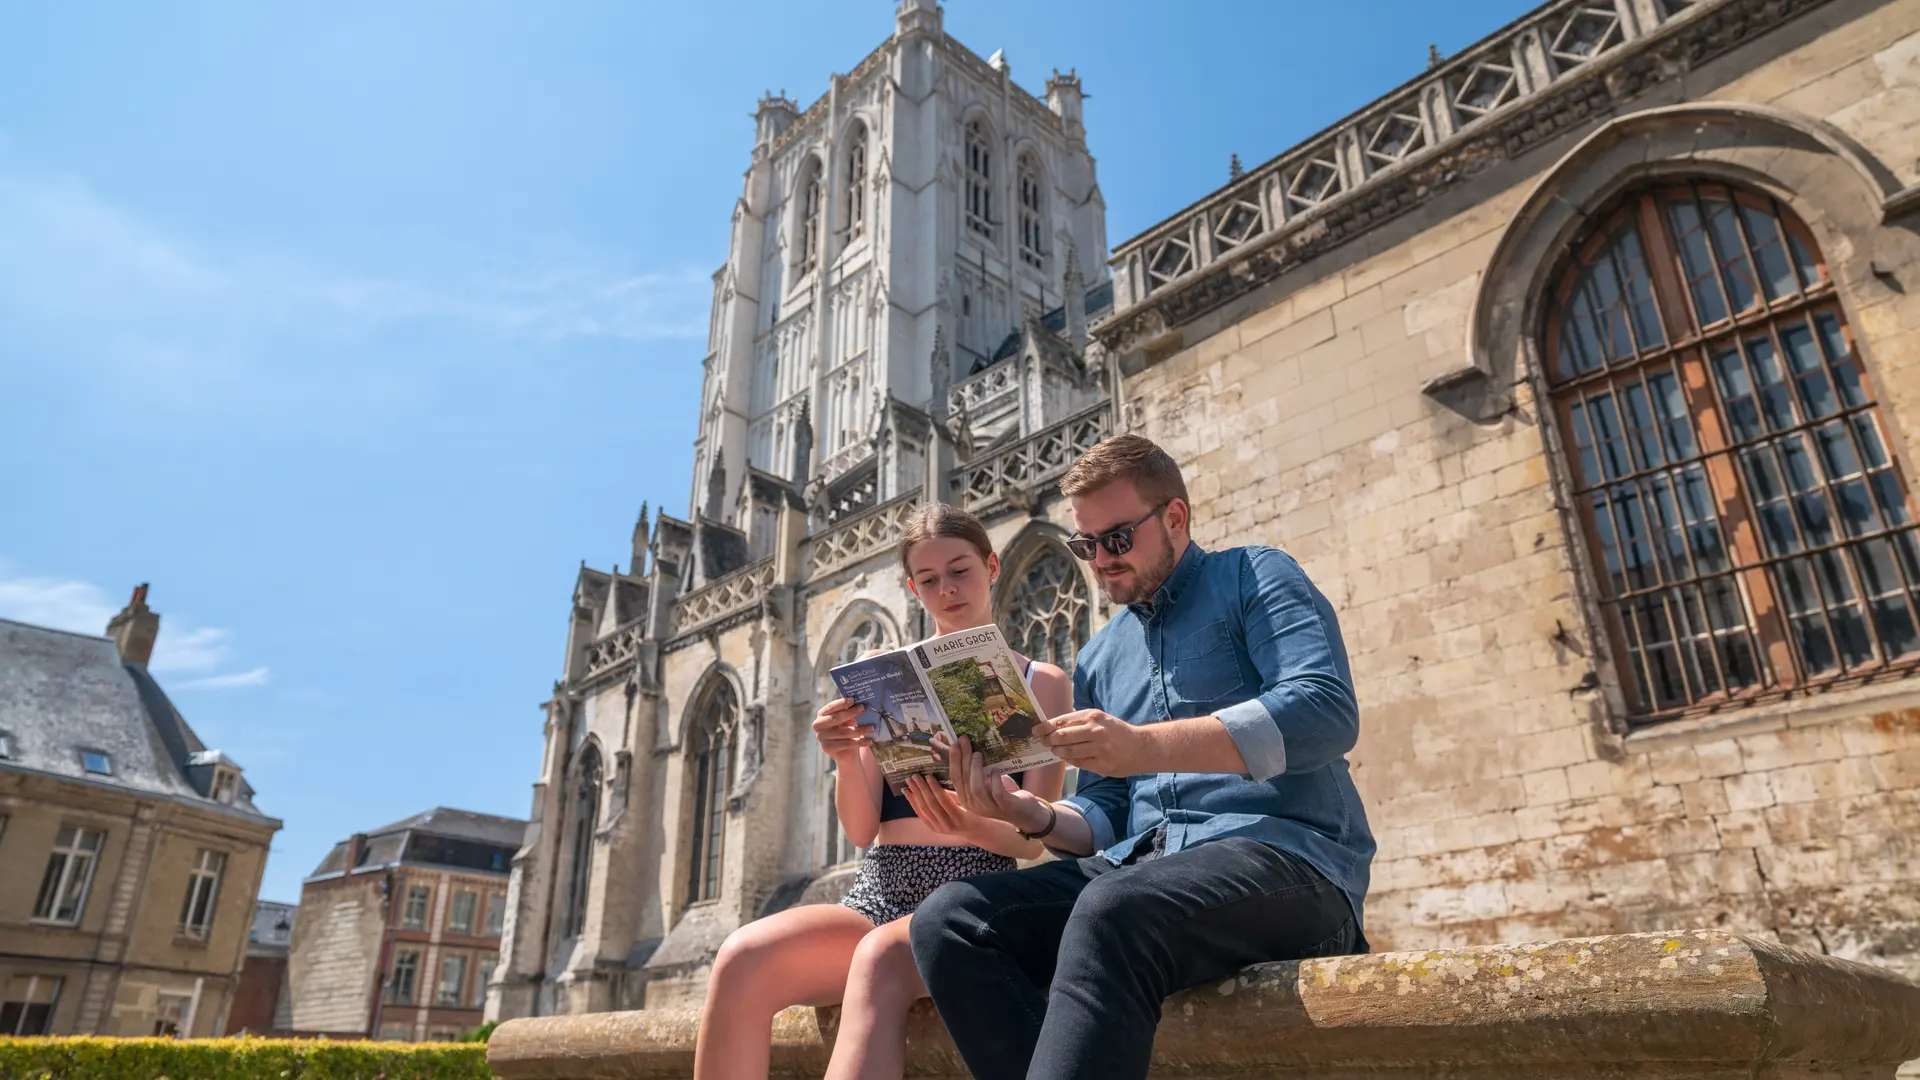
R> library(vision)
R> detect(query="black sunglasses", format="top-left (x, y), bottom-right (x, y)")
top-left (1066, 503), bottom-right (1169, 561)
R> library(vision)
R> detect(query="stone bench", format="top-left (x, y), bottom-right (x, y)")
top-left (488, 930), bottom-right (1920, 1079)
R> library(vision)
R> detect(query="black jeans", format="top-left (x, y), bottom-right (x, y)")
top-left (909, 837), bottom-right (1364, 1080)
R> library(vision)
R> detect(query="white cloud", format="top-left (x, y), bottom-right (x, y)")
top-left (0, 154), bottom-right (711, 350)
top-left (0, 560), bottom-right (268, 690)
top-left (171, 666), bottom-right (271, 691)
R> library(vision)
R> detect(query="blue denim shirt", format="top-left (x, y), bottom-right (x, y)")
top-left (1061, 542), bottom-right (1374, 925)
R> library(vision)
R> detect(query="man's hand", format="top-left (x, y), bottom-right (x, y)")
top-left (1039, 708), bottom-right (1152, 777)
top-left (947, 737), bottom-right (1054, 837)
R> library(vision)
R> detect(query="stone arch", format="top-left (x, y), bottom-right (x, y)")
top-left (554, 736), bottom-right (604, 942)
top-left (1469, 102), bottom-right (1906, 400)
top-left (1465, 101), bottom-right (1920, 729)
top-left (679, 668), bottom-right (742, 905)
top-left (838, 115), bottom-right (874, 249)
top-left (674, 663), bottom-right (747, 750)
top-left (786, 150), bottom-right (830, 276)
top-left (806, 599), bottom-right (903, 869)
top-left (811, 599), bottom-right (904, 700)
top-left (994, 524), bottom-right (1095, 673)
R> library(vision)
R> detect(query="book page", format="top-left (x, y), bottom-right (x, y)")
top-left (829, 649), bottom-right (951, 795)
top-left (911, 625), bottom-right (1058, 778)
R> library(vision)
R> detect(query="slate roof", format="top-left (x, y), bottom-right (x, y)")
top-left (0, 617), bottom-right (276, 823)
top-left (984, 279), bottom-right (1117, 367)
top-left (305, 806), bottom-right (528, 881)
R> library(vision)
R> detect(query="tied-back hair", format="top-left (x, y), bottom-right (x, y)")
top-left (897, 502), bottom-right (995, 575)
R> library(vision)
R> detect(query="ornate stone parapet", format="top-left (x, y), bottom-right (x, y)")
top-left (952, 403), bottom-right (1109, 515)
top-left (807, 489), bottom-right (923, 579)
top-left (669, 560), bottom-right (776, 638)
top-left (946, 361), bottom-right (1020, 423)
top-left (580, 618), bottom-right (646, 685)
top-left (488, 931), bottom-right (1920, 1079)
top-left (1098, 0), bottom-right (1836, 357)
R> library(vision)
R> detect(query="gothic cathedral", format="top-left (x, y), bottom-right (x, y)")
top-left (490, 0), bottom-right (1116, 1018)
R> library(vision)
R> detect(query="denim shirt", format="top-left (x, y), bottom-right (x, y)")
top-left (1061, 542), bottom-right (1375, 925)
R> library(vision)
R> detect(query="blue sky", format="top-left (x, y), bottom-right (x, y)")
top-left (0, 0), bottom-right (1535, 904)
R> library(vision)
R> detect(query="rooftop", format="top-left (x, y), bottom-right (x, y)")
top-left (305, 805), bottom-right (528, 881)
top-left (0, 615), bottom-right (277, 824)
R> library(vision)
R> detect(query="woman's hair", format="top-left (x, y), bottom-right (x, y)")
top-left (897, 502), bottom-right (995, 575)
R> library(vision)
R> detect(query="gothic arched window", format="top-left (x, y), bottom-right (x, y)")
top-left (560, 746), bottom-right (600, 939)
top-left (845, 127), bottom-right (868, 245)
top-left (1017, 155), bottom-right (1044, 269)
top-left (1001, 544), bottom-right (1092, 673)
top-left (1546, 180), bottom-right (1920, 722)
top-left (799, 162), bottom-right (824, 276)
top-left (685, 680), bottom-right (737, 903)
top-left (821, 615), bottom-right (890, 868)
top-left (965, 120), bottom-right (993, 240)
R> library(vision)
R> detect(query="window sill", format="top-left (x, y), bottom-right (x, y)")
top-left (172, 932), bottom-right (212, 949)
top-left (27, 917), bottom-right (82, 929)
top-left (1622, 674), bottom-right (1920, 753)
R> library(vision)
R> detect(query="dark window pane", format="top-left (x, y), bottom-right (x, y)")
top-left (1703, 193), bottom-right (1759, 313)
top-left (1738, 201), bottom-right (1799, 302)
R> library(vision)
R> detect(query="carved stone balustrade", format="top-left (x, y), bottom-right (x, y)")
top-left (670, 560), bottom-right (776, 638)
top-left (582, 619), bottom-right (646, 685)
top-left (946, 362), bottom-right (1020, 423)
top-left (488, 930), bottom-right (1920, 1079)
top-left (952, 403), bottom-right (1109, 515)
top-left (808, 489), bottom-right (923, 578)
top-left (1100, 0), bottom-right (1816, 356)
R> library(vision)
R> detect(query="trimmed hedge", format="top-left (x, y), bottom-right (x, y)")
top-left (0, 1036), bottom-right (493, 1079)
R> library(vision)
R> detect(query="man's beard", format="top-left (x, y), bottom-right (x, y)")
top-left (1097, 530), bottom-right (1179, 607)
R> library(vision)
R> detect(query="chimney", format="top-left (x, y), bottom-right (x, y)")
top-left (106, 584), bottom-right (161, 667)
top-left (346, 832), bottom-right (369, 872)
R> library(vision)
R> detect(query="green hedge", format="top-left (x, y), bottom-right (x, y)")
top-left (0, 1036), bottom-right (492, 1079)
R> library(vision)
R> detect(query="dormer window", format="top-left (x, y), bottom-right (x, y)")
top-left (211, 768), bottom-right (238, 806)
top-left (81, 750), bottom-right (112, 776)
top-left (0, 730), bottom-right (14, 759)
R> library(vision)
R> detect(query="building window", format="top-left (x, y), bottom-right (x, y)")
top-left (80, 750), bottom-right (112, 775)
top-left (844, 125), bottom-right (868, 244)
top-left (561, 747), bottom-right (601, 939)
top-left (685, 680), bottom-right (736, 904)
top-left (965, 119), bottom-right (993, 239)
top-left (485, 893), bottom-right (507, 938)
top-left (436, 953), bottom-right (469, 1007)
top-left (152, 992), bottom-right (191, 1037)
top-left (1001, 544), bottom-right (1093, 673)
top-left (33, 824), bottom-right (105, 925)
top-left (449, 890), bottom-right (477, 934)
top-left (378, 1025), bottom-right (411, 1041)
top-left (389, 950), bottom-right (420, 1005)
top-left (1, 976), bottom-right (61, 1036)
top-left (1018, 155), bottom-right (1045, 269)
top-left (178, 849), bottom-right (226, 940)
top-left (210, 768), bottom-right (238, 805)
top-left (0, 730), bottom-right (15, 759)
top-left (474, 956), bottom-right (497, 1008)
top-left (799, 162), bottom-right (823, 276)
top-left (1546, 181), bottom-right (1920, 720)
top-left (401, 884), bottom-right (431, 931)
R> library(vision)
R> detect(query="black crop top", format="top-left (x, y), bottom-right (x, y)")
top-left (877, 657), bottom-right (1036, 823)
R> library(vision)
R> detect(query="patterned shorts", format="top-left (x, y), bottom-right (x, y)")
top-left (840, 844), bottom-right (1017, 926)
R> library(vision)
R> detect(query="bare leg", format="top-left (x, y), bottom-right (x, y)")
top-left (694, 904), bottom-right (877, 1080)
top-left (822, 915), bottom-right (925, 1080)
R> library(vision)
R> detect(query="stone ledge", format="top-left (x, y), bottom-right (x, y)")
top-left (488, 930), bottom-right (1920, 1079)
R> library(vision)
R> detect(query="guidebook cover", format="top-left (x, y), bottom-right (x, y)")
top-left (829, 624), bottom-right (1056, 795)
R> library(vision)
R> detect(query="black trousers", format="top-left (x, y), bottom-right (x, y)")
top-left (909, 837), bottom-right (1365, 1080)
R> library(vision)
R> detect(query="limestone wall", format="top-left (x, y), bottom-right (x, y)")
top-left (287, 877), bottom-right (384, 1034)
top-left (1115, 0), bottom-right (1920, 977)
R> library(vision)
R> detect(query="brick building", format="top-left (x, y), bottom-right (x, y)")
top-left (289, 808), bottom-right (523, 1041)
top-left (222, 899), bottom-right (294, 1035)
top-left (0, 587), bottom-right (279, 1037)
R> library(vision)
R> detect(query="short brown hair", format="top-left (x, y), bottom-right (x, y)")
top-left (1059, 433), bottom-right (1189, 508)
top-left (897, 502), bottom-right (995, 575)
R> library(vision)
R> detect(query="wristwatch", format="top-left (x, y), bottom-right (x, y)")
top-left (1017, 801), bottom-right (1058, 842)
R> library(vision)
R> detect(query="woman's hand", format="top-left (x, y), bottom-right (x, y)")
top-left (947, 736), bottom-right (1055, 838)
top-left (812, 697), bottom-right (870, 761)
top-left (901, 774), bottom-right (988, 842)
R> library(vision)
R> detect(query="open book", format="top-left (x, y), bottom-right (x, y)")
top-left (829, 624), bottom-right (1057, 795)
